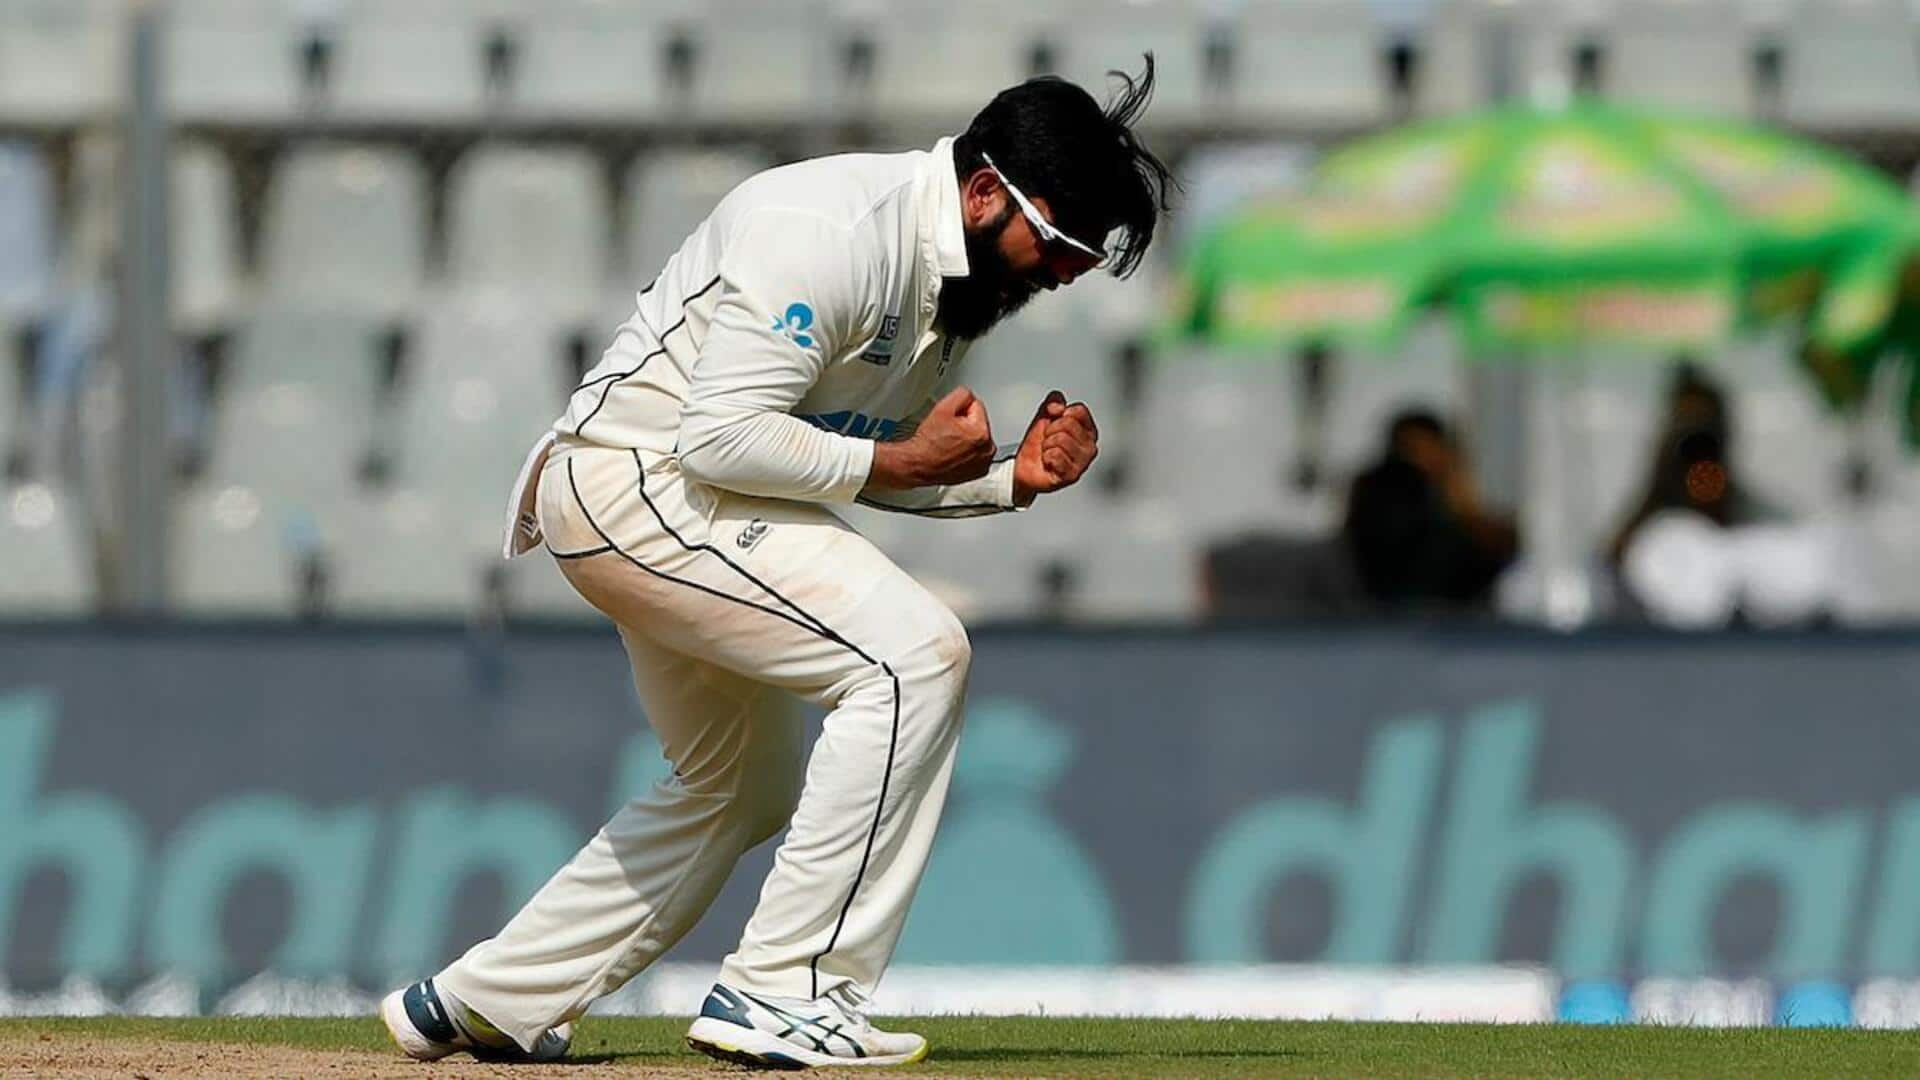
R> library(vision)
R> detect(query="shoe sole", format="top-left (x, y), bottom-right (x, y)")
top-left (686, 1017), bottom-right (929, 1069)
top-left (380, 989), bottom-right (456, 1062)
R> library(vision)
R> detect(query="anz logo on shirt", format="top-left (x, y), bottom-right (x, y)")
top-left (795, 411), bottom-right (901, 441)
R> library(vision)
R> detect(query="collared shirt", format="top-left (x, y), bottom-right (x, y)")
top-left (552, 138), bottom-right (1019, 516)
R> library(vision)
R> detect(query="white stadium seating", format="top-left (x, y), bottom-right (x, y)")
top-left (171, 142), bottom-right (244, 334)
top-left (389, 302), bottom-right (572, 523)
top-left (680, 0), bottom-right (835, 124)
top-left (1226, 0), bottom-right (1392, 129)
top-left (323, 0), bottom-right (492, 124)
top-left (447, 145), bottom-right (611, 319)
top-left (857, 0), bottom-right (1053, 130)
top-left (0, 0), bottom-right (122, 124)
top-left (1602, 0), bottom-right (1758, 117)
top-left (164, 0), bottom-right (313, 124)
top-left (1780, 0), bottom-right (1920, 130)
top-left (0, 144), bottom-right (53, 326)
top-left (624, 148), bottom-right (769, 286)
top-left (1046, 0), bottom-right (1215, 128)
top-left (503, 0), bottom-right (676, 122)
top-left (8, 0), bottom-right (1920, 623)
top-left (200, 307), bottom-right (384, 515)
top-left (260, 144), bottom-right (430, 318)
top-left (0, 482), bottom-right (93, 614)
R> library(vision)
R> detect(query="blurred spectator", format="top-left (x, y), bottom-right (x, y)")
top-left (1341, 409), bottom-right (1519, 613)
top-left (1607, 364), bottom-right (1779, 567)
top-left (1606, 364), bottom-right (1841, 628)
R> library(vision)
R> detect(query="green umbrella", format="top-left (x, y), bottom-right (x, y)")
top-left (1175, 101), bottom-right (1920, 358)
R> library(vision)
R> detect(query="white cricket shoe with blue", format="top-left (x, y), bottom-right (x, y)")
top-left (685, 982), bottom-right (928, 1069)
top-left (380, 977), bottom-right (572, 1063)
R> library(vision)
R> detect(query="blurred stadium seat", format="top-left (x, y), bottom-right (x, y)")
top-left (1779, 0), bottom-right (1920, 131)
top-left (1600, 0), bottom-right (1757, 116)
top-left (259, 144), bottom-right (429, 319)
top-left (1417, 0), bottom-right (1585, 115)
top-left (681, 0), bottom-right (835, 124)
top-left (163, 0), bottom-right (313, 124)
top-left (0, 331), bottom-right (30, 490)
top-left (328, 489), bottom-right (497, 617)
top-left (170, 142), bottom-right (243, 335)
top-left (1565, 360), bottom-right (1666, 557)
top-left (623, 148), bottom-right (768, 288)
top-left (1834, 465), bottom-right (1920, 623)
top-left (1225, 0), bottom-right (1391, 130)
top-left (389, 303), bottom-right (571, 523)
top-left (170, 482), bottom-right (307, 617)
top-left (199, 307), bottom-right (382, 516)
top-left (0, 0), bottom-right (1914, 628)
top-left (0, 0), bottom-right (122, 125)
top-left (1065, 494), bottom-right (1202, 621)
top-left (857, 0), bottom-right (1051, 131)
top-left (447, 144), bottom-right (610, 319)
top-left (962, 288), bottom-right (1127, 468)
top-left (1698, 332), bottom-right (1853, 518)
top-left (1323, 321), bottom-right (1467, 480)
top-left (0, 313), bottom-right (16, 429)
top-left (0, 143), bottom-right (54, 328)
top-left (184, 306), bottom-right (382, 612)
top-left (1519, 356), bottom-right (1667, 576)
top-left (502, 0), bottom-right (674, 123)
top-left (0, 481), bottom-right (92, 614)
top-left (324, 0), bottom-right (492, 125)
top-left (1131, 348), bottom-right (1331, 535)
top-left (1411, 0), bottom-right (1495, 116)
top-left (1047, 0), bottom-right (1214, 127)
top-left (907, 509), bottom-right (1056, 623)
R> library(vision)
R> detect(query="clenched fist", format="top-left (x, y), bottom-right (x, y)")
top-left (1013, 390), bottom-right (1098, 506)
top-left (870, 385), bottom-right (997, 489)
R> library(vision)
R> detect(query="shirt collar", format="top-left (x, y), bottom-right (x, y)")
top-left (921, 136), bottom-right (970, 278)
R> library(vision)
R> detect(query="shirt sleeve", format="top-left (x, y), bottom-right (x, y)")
top-left (674, 208), bottom-right (876, 504)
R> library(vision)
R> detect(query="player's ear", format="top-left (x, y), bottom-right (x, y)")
top-left (961, 168), bottom-right (1002, 228)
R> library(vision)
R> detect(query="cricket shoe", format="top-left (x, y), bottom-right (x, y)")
top-left (686, 982), bottom-right (928, 1069)
top-left (381, 977), bottom-right (572, 1063)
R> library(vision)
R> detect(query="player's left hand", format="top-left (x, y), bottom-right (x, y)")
top-left (1013, 390), bottom-right (1098, 506)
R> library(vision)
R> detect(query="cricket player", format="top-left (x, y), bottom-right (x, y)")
top-left (382, 59), bottom-right (1172, 1069)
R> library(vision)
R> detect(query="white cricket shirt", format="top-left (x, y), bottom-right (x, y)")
top-left (553, 137), bottom-right (1020, 517)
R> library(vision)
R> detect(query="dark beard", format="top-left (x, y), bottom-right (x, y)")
top-left (936, 209), bottom-right (1041, 341)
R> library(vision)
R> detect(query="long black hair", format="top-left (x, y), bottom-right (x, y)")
top-left (952, 53), bottom-right (1176, 279)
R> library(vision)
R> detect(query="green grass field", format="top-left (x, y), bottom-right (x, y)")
top-left (7, 1016), bottom-right (1920, 1078)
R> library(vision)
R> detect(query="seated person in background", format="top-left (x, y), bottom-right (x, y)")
top-left (1341, 409), bottom-right (1519, 613)
top-left (1607, 365), bottom-right (1800, 626)
top-left (1607, 364), bottom-right (1779, 566)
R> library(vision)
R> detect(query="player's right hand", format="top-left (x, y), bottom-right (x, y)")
top-left (899, 385), bottom-right (996, 486)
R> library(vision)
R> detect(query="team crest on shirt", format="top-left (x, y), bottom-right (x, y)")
top-left (861, 315), bottom-right (900, 366)
top-left (772, 302), bottom-right (816, 349)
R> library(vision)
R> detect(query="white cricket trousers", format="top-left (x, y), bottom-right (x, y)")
top-left (435, 439), bottom-right (971, 1051)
